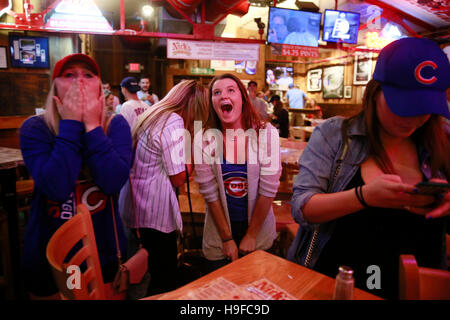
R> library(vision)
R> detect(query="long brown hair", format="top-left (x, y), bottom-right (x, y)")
top-left (206, 73), bottom-right (265, 132)
top-left (342, 79), bottom-right (450, 178)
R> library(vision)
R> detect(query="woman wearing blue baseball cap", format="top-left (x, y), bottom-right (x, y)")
top-left (287, 37), bottom-right (450, 299)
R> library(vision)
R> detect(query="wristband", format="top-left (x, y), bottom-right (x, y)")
top-left (222, 238), bottom-right (233, 243)
top-left (355, 186), bottom-right (369, 208)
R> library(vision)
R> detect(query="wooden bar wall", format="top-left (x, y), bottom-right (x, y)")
top-left (0, 31), bottom-right (78, 116)
top-left (265, 45), bottom-right (378, 119)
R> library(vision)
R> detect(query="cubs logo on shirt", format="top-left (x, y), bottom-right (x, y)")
top-left (224, 176), bottom-right (248, 198)
top-left (46, 181), bottom-right (107, 220)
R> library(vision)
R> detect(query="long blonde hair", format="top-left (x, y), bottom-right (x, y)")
top-left (43, 78), bottom-right (107, 135)
top-left (132, 80), bottom-right (210, 146)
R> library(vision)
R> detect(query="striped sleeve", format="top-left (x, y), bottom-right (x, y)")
top-left (160, 113), bottom-right (186, 176)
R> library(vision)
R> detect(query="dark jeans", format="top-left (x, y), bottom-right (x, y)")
top-left (133, 228), bottom-right (178, 296)
top-left (204, 220), bottom-right (249, 274)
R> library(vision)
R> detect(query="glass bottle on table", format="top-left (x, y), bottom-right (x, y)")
top-left (333, 265), bottom-right (354, 300)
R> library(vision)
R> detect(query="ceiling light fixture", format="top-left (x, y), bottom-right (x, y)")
top-left (142, 5), bottom-right (154, 18)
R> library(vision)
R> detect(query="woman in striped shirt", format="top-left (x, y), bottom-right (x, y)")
top-left (119, 80), bottom-right (210, 295)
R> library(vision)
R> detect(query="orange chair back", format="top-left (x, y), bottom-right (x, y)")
top-left (46, 204), bottom-right (106, 300)
top-left (399, 254), bottom-right (450, 300)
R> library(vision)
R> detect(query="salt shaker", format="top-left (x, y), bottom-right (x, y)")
top-left (333, 265), bottom-right (354, 300)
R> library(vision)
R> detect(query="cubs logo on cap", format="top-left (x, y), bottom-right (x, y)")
top-left (414, 61), bottom-right (437, 85)
top-left (372, 37), bottom-right (450, 119)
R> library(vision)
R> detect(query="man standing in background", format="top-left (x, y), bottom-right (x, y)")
top-left (286, 83), bottom-right (309, 109)
top-left (248, 80), bottom-right (269, 120)
top-left (119, 77), bottom-right (149, 129)
top-left (137, 75), bottom-right (159, 107)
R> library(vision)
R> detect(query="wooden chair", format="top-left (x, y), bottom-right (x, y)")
top-left (399, 254), bottom-right (450, 300)
top-left (46, 204), bottom-right (106, 300)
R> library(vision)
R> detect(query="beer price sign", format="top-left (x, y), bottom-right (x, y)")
top-left (271, 44), bottom-right (319, 58)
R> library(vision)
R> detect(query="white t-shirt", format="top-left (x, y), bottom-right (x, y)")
top-left (119, 99), bottom-right (149, 130)
top-left (119, 113), bottom-right (186, 233)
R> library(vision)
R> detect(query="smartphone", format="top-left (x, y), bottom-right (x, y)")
top-left (415, 181), bottom-right (450, 195)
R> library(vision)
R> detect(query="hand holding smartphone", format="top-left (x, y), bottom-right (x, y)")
top-left (414, 181), bottom-right (450, 195)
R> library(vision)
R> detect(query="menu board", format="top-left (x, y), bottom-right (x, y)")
top-left (9, 35), bottom-right (50, 68)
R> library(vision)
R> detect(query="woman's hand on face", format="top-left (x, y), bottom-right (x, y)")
top-left (363, 174), bottom-right (436, 210)
top-left (82, 82), bottom-right (103, 132)
top-left (222, 240), bottom-right (239, 261)
top-left (53, 79), bottom-right (83, 122)
top-left (238, 234), bottom-right (256, 256)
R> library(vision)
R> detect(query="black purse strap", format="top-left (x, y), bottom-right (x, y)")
top-left (185, 165), bottom-right (197, 240)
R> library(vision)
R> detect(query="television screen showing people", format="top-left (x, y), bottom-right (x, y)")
top-left (266, 65), bottom-right (294, 90)
top-left (9, 36), bottom-right (50, 68)
top-left (267, 7), bottom-right (321, 47)
top-left (322, 9), bottom-right (360, 44)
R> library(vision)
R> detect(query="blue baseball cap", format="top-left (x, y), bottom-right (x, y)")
top-left (373, 37), bottom-right (450, 119)
top-left (120, 76), bottom-right (140, 93)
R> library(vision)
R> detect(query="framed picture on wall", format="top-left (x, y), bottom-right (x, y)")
top-left (353, 52), bottom-right (372, 85)
top-left (307, 68), bottom-right (322, 92)
top-left (0, 46), bottom-right (7, 69)
top-left (344, 85), bottom-right (352, 98)
top-left (323, 65), bottom-right (344, 98)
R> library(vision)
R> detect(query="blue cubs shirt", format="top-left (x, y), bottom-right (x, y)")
top-left (221, 159), bottom-right (248, 222)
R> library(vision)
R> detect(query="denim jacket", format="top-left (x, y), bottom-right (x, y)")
top-left (287, 114), bottom-right (445, 268)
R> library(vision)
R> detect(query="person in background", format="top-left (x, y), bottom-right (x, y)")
top-left (266, 69), bottom-right (276, 87)
top-left (247, 80), bottom-right (269, 120)
top-left (195, 73), bottom-right (281, 273)
top-left (20, 53), bottom-right (132, 299)
top-left (104, 89), bottom-right (115, 117)
top-left (102, 81), bottom-right (120, 108)
top-left (287, 37), bottom-right (450, 300)
top-left (284, 16), bottom-right (318, 47)
top-left (119, 76), bottom-right (149, 130)
top-left (268, 13), bottom-right (288, 44)
top-left (257, 91), bottom-right (265, 100)
top-left (119, 80), bottom-right (209, 295)
top-left (286, 83), bottom-right (309, 109)
top-left (137, 75), bottom-right (159, 107)
top-left (306, 98), bottom-right (323, 120)
top-left (270, 94), bottom-right (290, 138)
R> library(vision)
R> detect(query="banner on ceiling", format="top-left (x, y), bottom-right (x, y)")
top-left (167, 39), bottom-right (260, 61)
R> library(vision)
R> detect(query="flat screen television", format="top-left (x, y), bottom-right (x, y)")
top-left (322, 9), bottom-right (360, 44)
top-left (266, 65), bottom-right (293, 90)
top-left (267, 7), bottom-right (321, 47)
top-left (9, 35), bottom-right (50, 68)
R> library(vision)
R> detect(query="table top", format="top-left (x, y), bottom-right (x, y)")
top-left (280, 147), bottom-right (303, 169)
top-left (148, 250), bottom-right (381, 300)
top-left (291, 126), bottom-right (315, 133)
top-left (0, 147), bottom-right (24, 170)
top-left (289, 108), bottom-right (321, 114)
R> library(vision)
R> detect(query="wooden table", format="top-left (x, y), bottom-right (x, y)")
top-left (147, 250), bottom-right (381, 300)
top-left (0, 147), bottom-right (25, 299)
top-left (280, 147), bottom-right (303, 170)
top-left (290, 126), bottom-right (315, 141)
